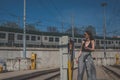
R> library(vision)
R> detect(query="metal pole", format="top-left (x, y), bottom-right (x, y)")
top-left (18, 16), bottom-right (20, 27)
top-left (71, 15), bottom-right (74, 39)
top-left (71, 15), bottom-right (75, 80)
top-left (61, 21), bottom-right (64, 33)
top-left (23, 0), bottom-right (26, 58)
top-left (101, 2), bottom-right (107, 58)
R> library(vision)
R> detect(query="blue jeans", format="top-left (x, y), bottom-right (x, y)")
top-left (77, 52), bottom-right (96, 80)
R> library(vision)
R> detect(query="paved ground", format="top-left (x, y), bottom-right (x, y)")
top-left (0, 66), bottom-right (110, 80)
top-left (73, 66), bottom-right (110, 80)
top-left (0, 67), bottom-right (56, 80)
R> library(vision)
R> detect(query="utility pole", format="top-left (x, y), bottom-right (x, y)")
top-left (23, 0), bottom-right (26, 58)
top-left (61, 21), bottom-right (64, 33)
top-left (71, 15), bottom-right (75, 80)
top-left (18, 16), bottom-right (20, 27)
top-left (101, 2), bottom-right (107, 58)
top-left (71, 15), bottom-right (74, 39)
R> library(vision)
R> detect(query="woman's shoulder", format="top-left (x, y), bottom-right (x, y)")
top-left (90, 39), bottom-right (95, 43)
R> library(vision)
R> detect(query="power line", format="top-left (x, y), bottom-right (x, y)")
top-left (36, 0), bottom-right (70, 25)
top-left (50, 0), bottom-right (65, 20)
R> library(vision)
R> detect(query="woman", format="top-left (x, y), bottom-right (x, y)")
top-left (76, 30), bottom-right (96, 80)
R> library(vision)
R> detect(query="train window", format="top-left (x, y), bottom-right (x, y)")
top-left (55, 38), bottom-right (59, 42)
top-left (101, 41), bottom-right (104, 44)
top-left (31, 36), bottom-right (36, 41)
top-left (17, 34), bottom-right (23, 40)
top-left (49, 37), bottom-right (53, 42)
top-left (108, 41), bottom-right (111, 44)
top-left (116, 41), bottom-right (118, 44)
top-left (26, 35), bottom-right (29, 40)
top-left (44, 37), bottom-right (47, 40)
top-left (78, 39), bottom-right (81, 43)
top-left (96, 40), bottom-right (99, 44)
top-left (112, 41), bottom-right (113, 44)
top-left (0, 33), bottom-right (6, 39)
top-left (74, 39), bottom-right (77, 43)
top-left (38, 36), bottom-right (40, 40)
top-left (106, 41), bottom-right (107, 44)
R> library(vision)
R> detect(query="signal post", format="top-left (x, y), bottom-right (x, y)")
top-left (59, 36), bottom-right (74, 80)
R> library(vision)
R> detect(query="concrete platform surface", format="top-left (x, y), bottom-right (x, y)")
top-left (0, 67), bottom-right (57, 80)
top-left (0, 66), bottom-right (111, 80)
top-left (73, 66), bottom-right (110, 80)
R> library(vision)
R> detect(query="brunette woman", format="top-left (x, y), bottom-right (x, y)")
top-left (76, 30), bottom-right (96, 80)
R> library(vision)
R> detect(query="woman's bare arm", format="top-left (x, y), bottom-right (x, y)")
top-left (77, 40), bottom-right (84, 58)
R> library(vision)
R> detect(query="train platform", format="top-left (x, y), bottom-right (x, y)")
top-left (73, 66), bottom-right (110, 80)
top-left (0, 65), bottom-right (120, 80)
top-left (0, 67), bottom-right (59, 80)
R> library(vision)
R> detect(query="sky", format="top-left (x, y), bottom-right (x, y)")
top-left (0, 0), bottom-right (120, 36)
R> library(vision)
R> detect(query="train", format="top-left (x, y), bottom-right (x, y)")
top-left (0, 27), bottom-right (120, 49)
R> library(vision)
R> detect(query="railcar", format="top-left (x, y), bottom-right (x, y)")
top-left (0, 27), bottom-right (120, 49)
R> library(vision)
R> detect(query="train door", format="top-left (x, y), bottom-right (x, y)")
top-left (8, 33), bottom-right (15, 46)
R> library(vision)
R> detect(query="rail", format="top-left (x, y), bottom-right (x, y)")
top-left (102, 65), bottom-right (120, 80)
top-left (2, 68), bottom-right (60, 80)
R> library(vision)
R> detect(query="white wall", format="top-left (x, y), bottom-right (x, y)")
top-left (0, 47), bottom-right (120, 71)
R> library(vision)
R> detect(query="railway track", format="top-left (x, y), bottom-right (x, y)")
top-left (13, 66), bottom-right (120, 80)
top-left (29, 71), bottom-right (60, 80)
top-left (111, 64), bottom-right (120, 69)
top-left (3, 68), bottom-right (60, 80)
top-left (20, 68), bottom-right (78, 80)
top-left (102, 65), bottom-right (120, 80)
top-left (3, 65), bottom-right (120, 80)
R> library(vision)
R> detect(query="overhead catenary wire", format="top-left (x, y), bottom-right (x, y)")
top-left (49, 0), bottom-right (65, 20)
top-left (107, 0), bottom-right (120, 36)
top-left (0, 0), bottom-right (82, 32)
top-left (1, 0), bottom-right (120, 36)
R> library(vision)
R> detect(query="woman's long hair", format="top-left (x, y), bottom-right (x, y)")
top-left (85, 30), bottom-right (94, 40)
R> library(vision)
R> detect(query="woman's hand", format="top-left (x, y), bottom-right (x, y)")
top-left (75, 57), bottom-right (79, 64)
top-left (84, 46), bottom-right (91, 50)
top-left (84, 46), bottom-right (94, 51)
